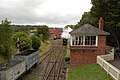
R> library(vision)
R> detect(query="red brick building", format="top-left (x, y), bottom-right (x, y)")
top-left (69, 17), bottom-right (110, 67)
top-left (49, 28), bottom-right (62, 39)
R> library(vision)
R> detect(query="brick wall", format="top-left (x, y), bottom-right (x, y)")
top-left (70, 35), bottom-right (107, 67)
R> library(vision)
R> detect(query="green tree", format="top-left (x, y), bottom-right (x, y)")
top-left (91, 0), bottom-right (120, 47)
top-left (76, 12), bottom-right (97, 28)
top-left (12, 32), bottom-right (31, 51)
top-left (0, 18), bottom-right (13, 57)
top-left (13, 25), bottom-right (30, 33)
top-left (35, 25), bottom-right (49, 42)
top-left (75, 0), bottom-right (120, 47)
top-left (30, 35), bottom-right (41, 50)
top-left (65, 25), bottom-right (76, 29)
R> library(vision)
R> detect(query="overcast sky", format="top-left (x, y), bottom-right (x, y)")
top-left (0, 0), bottom-right (92, 28)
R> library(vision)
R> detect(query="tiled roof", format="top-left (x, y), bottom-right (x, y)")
top-left (70, 24), bottom-right (110, 36)
top-left (49, 28), bottom-right (61, 34)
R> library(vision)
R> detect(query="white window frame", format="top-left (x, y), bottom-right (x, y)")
top-left (70, 35), bottom-right (98, 46)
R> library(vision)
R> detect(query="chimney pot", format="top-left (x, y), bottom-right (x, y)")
top-left (99, 17), bottom-right (104, 30)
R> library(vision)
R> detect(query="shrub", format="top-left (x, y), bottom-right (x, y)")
top-left (30, 35), bottom-right (41, 50)
top-left (12, 32), bottom-right (31, 51)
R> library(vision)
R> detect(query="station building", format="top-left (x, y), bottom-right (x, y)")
top-left (49, 28), bottom-right (62, 39)
top-left (69, 17), bottom-right (110, 67)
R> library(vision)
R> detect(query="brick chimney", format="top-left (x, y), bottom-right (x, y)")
top-left (99, 17), bottom-right (104, 30)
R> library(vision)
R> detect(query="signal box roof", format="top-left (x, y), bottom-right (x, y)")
top-left (70, 24), bottom-right (110, 36)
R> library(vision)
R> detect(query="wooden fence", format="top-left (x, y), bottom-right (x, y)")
top-left (97, 51), bottom-right (120, 80)
top-left (100, 51), bottom-right (114, 61)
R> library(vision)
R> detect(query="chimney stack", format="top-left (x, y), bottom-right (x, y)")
top-left (99, 17), bottom-right (104, 30)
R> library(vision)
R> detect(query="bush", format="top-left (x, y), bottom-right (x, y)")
top-left (12, 32), bottom-right (31, 51)
top-left (35, 25), bottom-right (49, 42)
top-left (19, 37), bottom-right (31, 51)
top-left (30, 35), bottom-right (41, 50)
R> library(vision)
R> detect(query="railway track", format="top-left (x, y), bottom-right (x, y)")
top-left (39, 46), bottom-right (58, 64)
top-left (40, 45), bottom-right (66, 80)
top-left (18, 39), bottom-right (67, 80)
top-left (41, 46), bottom-right (60, 80)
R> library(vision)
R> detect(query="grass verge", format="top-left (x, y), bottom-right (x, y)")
top-left (68, 63), bottom-right (112, 80)
top-left (65, 48), bottom-right (70, 68)
top-left (39, 40), bottom-right (51, 57)
top-left (66, 48), bottom-right (70, 57)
